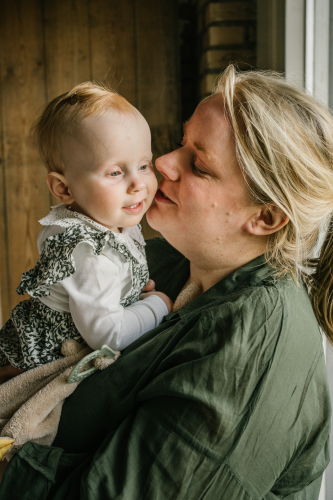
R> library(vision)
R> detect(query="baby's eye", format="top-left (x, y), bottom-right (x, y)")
top-left (139, 164), bottom-right (151, 171)
top-left (109, 170), bottom-right (121, 177)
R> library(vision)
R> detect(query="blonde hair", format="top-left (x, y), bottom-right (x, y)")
top-left (32, 82), bottom-right (137, 173)
top-left (214, 65), bottom-right (333, 343)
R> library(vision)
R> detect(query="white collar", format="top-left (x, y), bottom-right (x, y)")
top-left (39, 204), bottom-right (146, 247)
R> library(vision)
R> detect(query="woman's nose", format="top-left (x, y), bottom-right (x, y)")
top-left (155, 151), bottom-right (180, 181)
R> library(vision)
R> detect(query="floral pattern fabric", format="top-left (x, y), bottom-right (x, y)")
top-left (0, 298), bottom-right (83, 368)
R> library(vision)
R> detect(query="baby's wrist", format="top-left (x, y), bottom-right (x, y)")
top-left (154, 292), bottom-right (173, 313)
top-left (141, 291), bottom-right (173, 313)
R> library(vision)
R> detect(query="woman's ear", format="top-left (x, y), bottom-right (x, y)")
top-left (243, 204), bottom-right (289, 236)
top-left (46, 172), bottom-right (75, 205)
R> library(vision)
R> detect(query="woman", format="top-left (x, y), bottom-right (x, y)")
top-left (1, 66), bottom-right (331, 499)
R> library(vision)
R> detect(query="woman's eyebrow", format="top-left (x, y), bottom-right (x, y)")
top-left (182, 122), bottom-right (212, 159)
top-left (193, 141), bottom-right (209, 155)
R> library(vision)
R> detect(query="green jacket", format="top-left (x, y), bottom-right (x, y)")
top-left (0, 238), bottom-right (330, 499)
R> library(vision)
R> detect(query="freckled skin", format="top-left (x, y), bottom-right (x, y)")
top-left (147, 95), bottom-right (270, 291)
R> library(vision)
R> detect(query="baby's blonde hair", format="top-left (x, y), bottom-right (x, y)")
top-left (214, 65), bottom-right (333, 343)
top-left (32, 82), bottom-right (137, 173)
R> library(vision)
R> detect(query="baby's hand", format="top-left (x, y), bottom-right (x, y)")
top-left (141, 291), bottom-right (173, 314)
top-left (142, 279), bottom-right (156, 293)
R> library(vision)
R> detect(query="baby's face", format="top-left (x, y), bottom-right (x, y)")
top-left (61, 109), bottom-right (157, 230)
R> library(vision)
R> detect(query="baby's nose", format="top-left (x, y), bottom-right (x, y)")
top-left (127, 176), bottom-right (146, 193)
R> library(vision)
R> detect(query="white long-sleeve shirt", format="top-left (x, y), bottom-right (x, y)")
top-left (35, 206), bottom-right (168, 351)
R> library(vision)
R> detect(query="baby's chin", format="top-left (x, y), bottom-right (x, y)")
top-left (117, 214), bottom-right (147, 229)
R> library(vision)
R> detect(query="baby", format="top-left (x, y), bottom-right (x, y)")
top-left (0, 82), bottom-right (172, 371)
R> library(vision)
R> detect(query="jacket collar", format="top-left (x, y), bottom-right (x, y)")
top-left (168, 255), bottom-right (278, 319)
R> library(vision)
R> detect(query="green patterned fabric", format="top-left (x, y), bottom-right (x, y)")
top-left (0, 238), bottom-right (330, 499)
top-left (17, 224), bottom-right (148, 306)
top-left (0, 299), bottom-right (82, 368)
top-left (0, 223), bottom-right (149, 369)
top-left (16, 225), bottom-right (110, 298)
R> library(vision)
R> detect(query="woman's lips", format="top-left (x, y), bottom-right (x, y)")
top-left (122, 201), bottom-right (144, 214)
top-left (155, 189), bottom-right (175, 204)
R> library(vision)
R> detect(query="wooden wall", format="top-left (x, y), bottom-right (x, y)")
top-left (0, 0), bottom-right (181, 324)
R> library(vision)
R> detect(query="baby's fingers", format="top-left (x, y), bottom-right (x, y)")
top-left (142, 279), bottom-right (155, 292)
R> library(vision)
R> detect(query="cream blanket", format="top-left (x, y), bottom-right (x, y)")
top-left (0, 340), bottom-right (119, 460)
top-left (0, 282), bottom-right (200, 461)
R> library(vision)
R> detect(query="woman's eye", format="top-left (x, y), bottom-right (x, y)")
top-left (191, 164), bottom-right (209, 178)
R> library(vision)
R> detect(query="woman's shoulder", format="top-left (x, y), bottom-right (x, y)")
top-left (197, 272), bottom-right (323, 383)
top-left (214, 270), bottom-right (319, 333)
top-left (174, 261), bottom-right (322, 368)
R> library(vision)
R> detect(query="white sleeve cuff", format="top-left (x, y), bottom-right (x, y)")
top-left (112, 295), bottom-right (169, 351)
top-left (140, 294), bottom-right (169, 323)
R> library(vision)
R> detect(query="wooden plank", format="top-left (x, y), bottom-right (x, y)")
top-left (0, 0), bottom-right (50, 319)
top-left (43, 0), bottom-right (91, 100)
top-left (0, 9), bottom-right (10, 325)
top-left (89, 0), bottom-right (136, 103)
top-left (135, 0), bottom-right (181, 238)
top-left (43, 0), bottom-right (91, 206)
top-left (135, 0), bottom-right (181, 128)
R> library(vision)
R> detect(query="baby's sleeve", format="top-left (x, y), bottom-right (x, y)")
top-left (61, 241), bottom-right (168, 351)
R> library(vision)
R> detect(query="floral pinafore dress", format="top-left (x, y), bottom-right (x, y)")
top-left (0, 205), bottom-right (149, 369)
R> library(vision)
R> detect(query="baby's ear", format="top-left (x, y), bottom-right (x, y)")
top-left (46, 172), bottom-right (75, 204)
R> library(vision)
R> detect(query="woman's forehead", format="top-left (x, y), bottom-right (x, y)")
top-left (188, 96), bottom-right (228, 130)
top-left (185, 95), bottom-right (232, 149)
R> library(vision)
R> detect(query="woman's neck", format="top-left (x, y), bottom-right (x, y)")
top-left (188, 250), bottom-right (265, 293)
top-left (166, 229), bottom-right (268, 294)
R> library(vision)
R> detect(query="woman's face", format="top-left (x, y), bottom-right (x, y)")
top-left (147, 95), bottom-right (259, 265)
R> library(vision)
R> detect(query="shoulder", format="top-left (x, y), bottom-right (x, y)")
top-left (191, 284), bottom-right (284, 371)
top-left (39, 207), bottom-right (147, 268)
top-left (17, 218), bottom-right (109, 298)
top-left (38, 205), bottom-right (119, 256)
top-left (224, 279), bottom-right (329, 495)
top-left (180, 274), bottom-right (322, 374)
top-left (39, 204), bottom-right (108, 232)
top-left (207, 272), bottom-right (321, 344)
top-left (37, 225), bottom-right (65, 253)
top-left (187, 277), bottom-right (282, 334)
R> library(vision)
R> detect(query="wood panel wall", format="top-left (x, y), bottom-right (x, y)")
top-left (0, 0), bottom-right (181, 324)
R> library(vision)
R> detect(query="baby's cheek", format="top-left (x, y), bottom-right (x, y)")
top-left (149, 174), bottom-right (158, 194)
